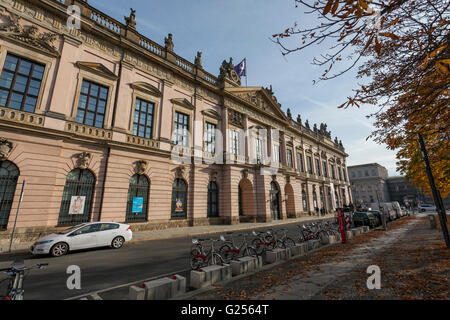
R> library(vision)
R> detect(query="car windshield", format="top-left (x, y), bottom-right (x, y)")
top-left (57, 224), bottom-right (86, 234)
top-left (369, 211), bottom-right (380, 214)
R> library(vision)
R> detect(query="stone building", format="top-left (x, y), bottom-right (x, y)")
top-left (387, 176), bottom-right (450, 208)
top-left (0, 0), bottom-right (351, 244)
top-left (348, 163), bottom-right (390, 205)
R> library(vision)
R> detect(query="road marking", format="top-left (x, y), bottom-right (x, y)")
top-left (65, 268), bottom-right (190, 300)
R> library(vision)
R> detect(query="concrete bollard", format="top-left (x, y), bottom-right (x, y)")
top-left (144, 278), bottom-right (174, 300)
top-left (169, 275), bottom-right (186, 297)
top-left (129, 285), bottom-right (146, 300)
top-left (287, 243), bottom-right (308, 258)
top-left (346, 230), bottom-right (353, 239)
top-left (230, 257), bottom-right (258, 276)
top-left (221, 264), bottom-right (232, 281)
top-left (362, 226), bottom-right (370, 233)
top-left (307, 239), bottom-right (321, 251)
top-left (190, 265), bottom-right (231, 289)
top-left (265, 248), bottom-right (287, 264)
top-left (190, 269), bottom-right (210, 290)
top-left (320, 234), bottom-right (338, 245)
top-left (352, 228), bottom-right (362, 237)
top-left (428, 215), bottom-right (437, 229)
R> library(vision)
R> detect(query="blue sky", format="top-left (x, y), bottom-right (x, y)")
top-left (90, 0), bottom-right (400, 176)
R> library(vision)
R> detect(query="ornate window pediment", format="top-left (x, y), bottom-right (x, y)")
top-left (76, 62), bottom-right (118, 81)
top-left (201, 109), bottom-right (221, 120)
top-left (171, 98), bottom-right (195, 110)
top-left (130, 82), bottom-right (162, 97)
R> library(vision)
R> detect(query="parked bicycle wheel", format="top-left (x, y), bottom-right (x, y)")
top-left (283, 237), bottom-right (296, 248)
top-left (219, 244), bottom-right (238, 262)
top-left (190, 255), bottom-right (204, 270)
top-left (208, 253), bottom-right (225, 266)
top-left (245, 246), bottom-right (258, 257)
top-left (252, 238), bottom-right (267, 255)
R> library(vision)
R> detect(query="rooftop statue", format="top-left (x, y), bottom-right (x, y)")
top-left (165, 33), bottom-right (174, 52)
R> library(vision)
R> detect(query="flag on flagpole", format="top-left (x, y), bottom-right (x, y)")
top-left (234, 58), bottom-right (247, 78)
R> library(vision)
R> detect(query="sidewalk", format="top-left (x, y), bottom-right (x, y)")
top-left (0, 214), bottom-right (335, 254)
top-left (189, 215), bottom-right (449, 300)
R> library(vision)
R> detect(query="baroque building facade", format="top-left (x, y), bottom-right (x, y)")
top-left (0, 0), bottom-right (351, 244)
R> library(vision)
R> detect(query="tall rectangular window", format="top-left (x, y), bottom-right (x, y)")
top-left (173, 111), bottom-right (190, 146)
top-left (307, 156), bottom-right (313, 174)
top-left (133, 98), bottom-right (154, 139)
top-left (204, 122), bottom-right (216, 153)
top-left (315, 159), bottom-right (321, 176)
top-left (76, 80), bottom-right (108, 128)
top-left (323, 161), bottom-right (328, 178)
top-left (331, 164), bottom-right (336, 179)
top-left (339, 167), bottom-right (343, 180)
top-left (255, 138), bottom-right (263, 163)
top-left (0, 54), bottom-right (45, 113)
top-left (230, 130), bottom-right (239, 155)
top-left (273, 145), bottom-right (280, 163)
top-left (297, 153), bottom-right (304, 172)
top-left (286, 150), bottom-right (293, 168)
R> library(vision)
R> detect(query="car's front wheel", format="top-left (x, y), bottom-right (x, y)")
top-left (111, 236), bottom-right (125, 249)
top-left (50, 242), bottom-right (69, 257)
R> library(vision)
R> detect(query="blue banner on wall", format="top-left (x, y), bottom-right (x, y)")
top-left (132, 197), bottom-right (144, 213)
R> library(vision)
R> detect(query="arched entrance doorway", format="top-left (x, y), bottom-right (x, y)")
top-left (284, 183), bottom-right (296, 218)
top-left (270, 182), bottom-right (281, 220)
top-left (171, 178), bottom-right (187, 219)
top-left (238, 179), bottom-right (255, 220)
top-left (0, 161), bottom-right (19, 230)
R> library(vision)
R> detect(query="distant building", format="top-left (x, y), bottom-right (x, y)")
top-left (387, 176), bottom-right (450, 207)
top-left (349, 163), bottom-right (449, 208)
top-left (348, 163), bottom-right (390, 205)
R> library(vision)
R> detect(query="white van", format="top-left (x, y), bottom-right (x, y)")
top-left (391, 202), bottom-right (403, 218)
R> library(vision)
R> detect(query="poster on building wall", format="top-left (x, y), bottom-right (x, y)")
top-left (330, 183), bottom-right (336, 210)
top-left (175, 199), bottom-right (184, 212)
top-left (69, 196), bottom-right (86, 215)
top-left (132, 197), bottom-right (144, 213)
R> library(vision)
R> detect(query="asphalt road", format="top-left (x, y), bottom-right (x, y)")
top-left (0, 217), bottom-right (333, 300)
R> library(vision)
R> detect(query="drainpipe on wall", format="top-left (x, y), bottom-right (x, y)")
top-left (97, 61), bottom-right (123, 222)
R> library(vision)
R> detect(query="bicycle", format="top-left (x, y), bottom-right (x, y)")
top-left (190, 238), bottom-right (225, 270)
top-left (296, 223), bottom-right (327, 243)
top-left (251, 230), bottom-right (276, 255)
top-left (0, 260), bottom-right (48, 300)
top-left (265, 228), bottom-right (296, 249)
top-left (219, 232), bottom-right (258, 262)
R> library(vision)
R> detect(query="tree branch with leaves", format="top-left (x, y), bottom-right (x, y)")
top-left (273, 0), bottom-right (449, 198)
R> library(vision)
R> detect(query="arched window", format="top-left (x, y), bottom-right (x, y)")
top-left (58, 169), bottom-right (95, 226)
top-left (302, 190), bottom-right (308, 212)
top-left (0, 161), bottom-right (19, 230)
top-left (126, 174), bottom-right (149, 222)
top-left (171, 178), bottom-right (187, 219)
top-left (207, 181), bottom-right (219, 218)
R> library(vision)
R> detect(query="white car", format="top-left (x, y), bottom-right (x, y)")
top-left (419, 204), bottom-right (436, 212)
top-left (30, 222), bottom-right (133, 257)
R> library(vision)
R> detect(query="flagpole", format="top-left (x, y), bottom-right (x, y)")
top-left (245, 58), bottom-right (248, 87)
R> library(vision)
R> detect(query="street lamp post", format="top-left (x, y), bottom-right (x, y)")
top-left (417, 133), bottom-right (450, 248)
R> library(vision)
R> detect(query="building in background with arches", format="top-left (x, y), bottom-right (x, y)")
top-left (0, 0), bottom-right (351, 246)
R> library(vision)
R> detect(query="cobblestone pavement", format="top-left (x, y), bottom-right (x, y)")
top-left (190, 215), bottom-right (450, 300)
